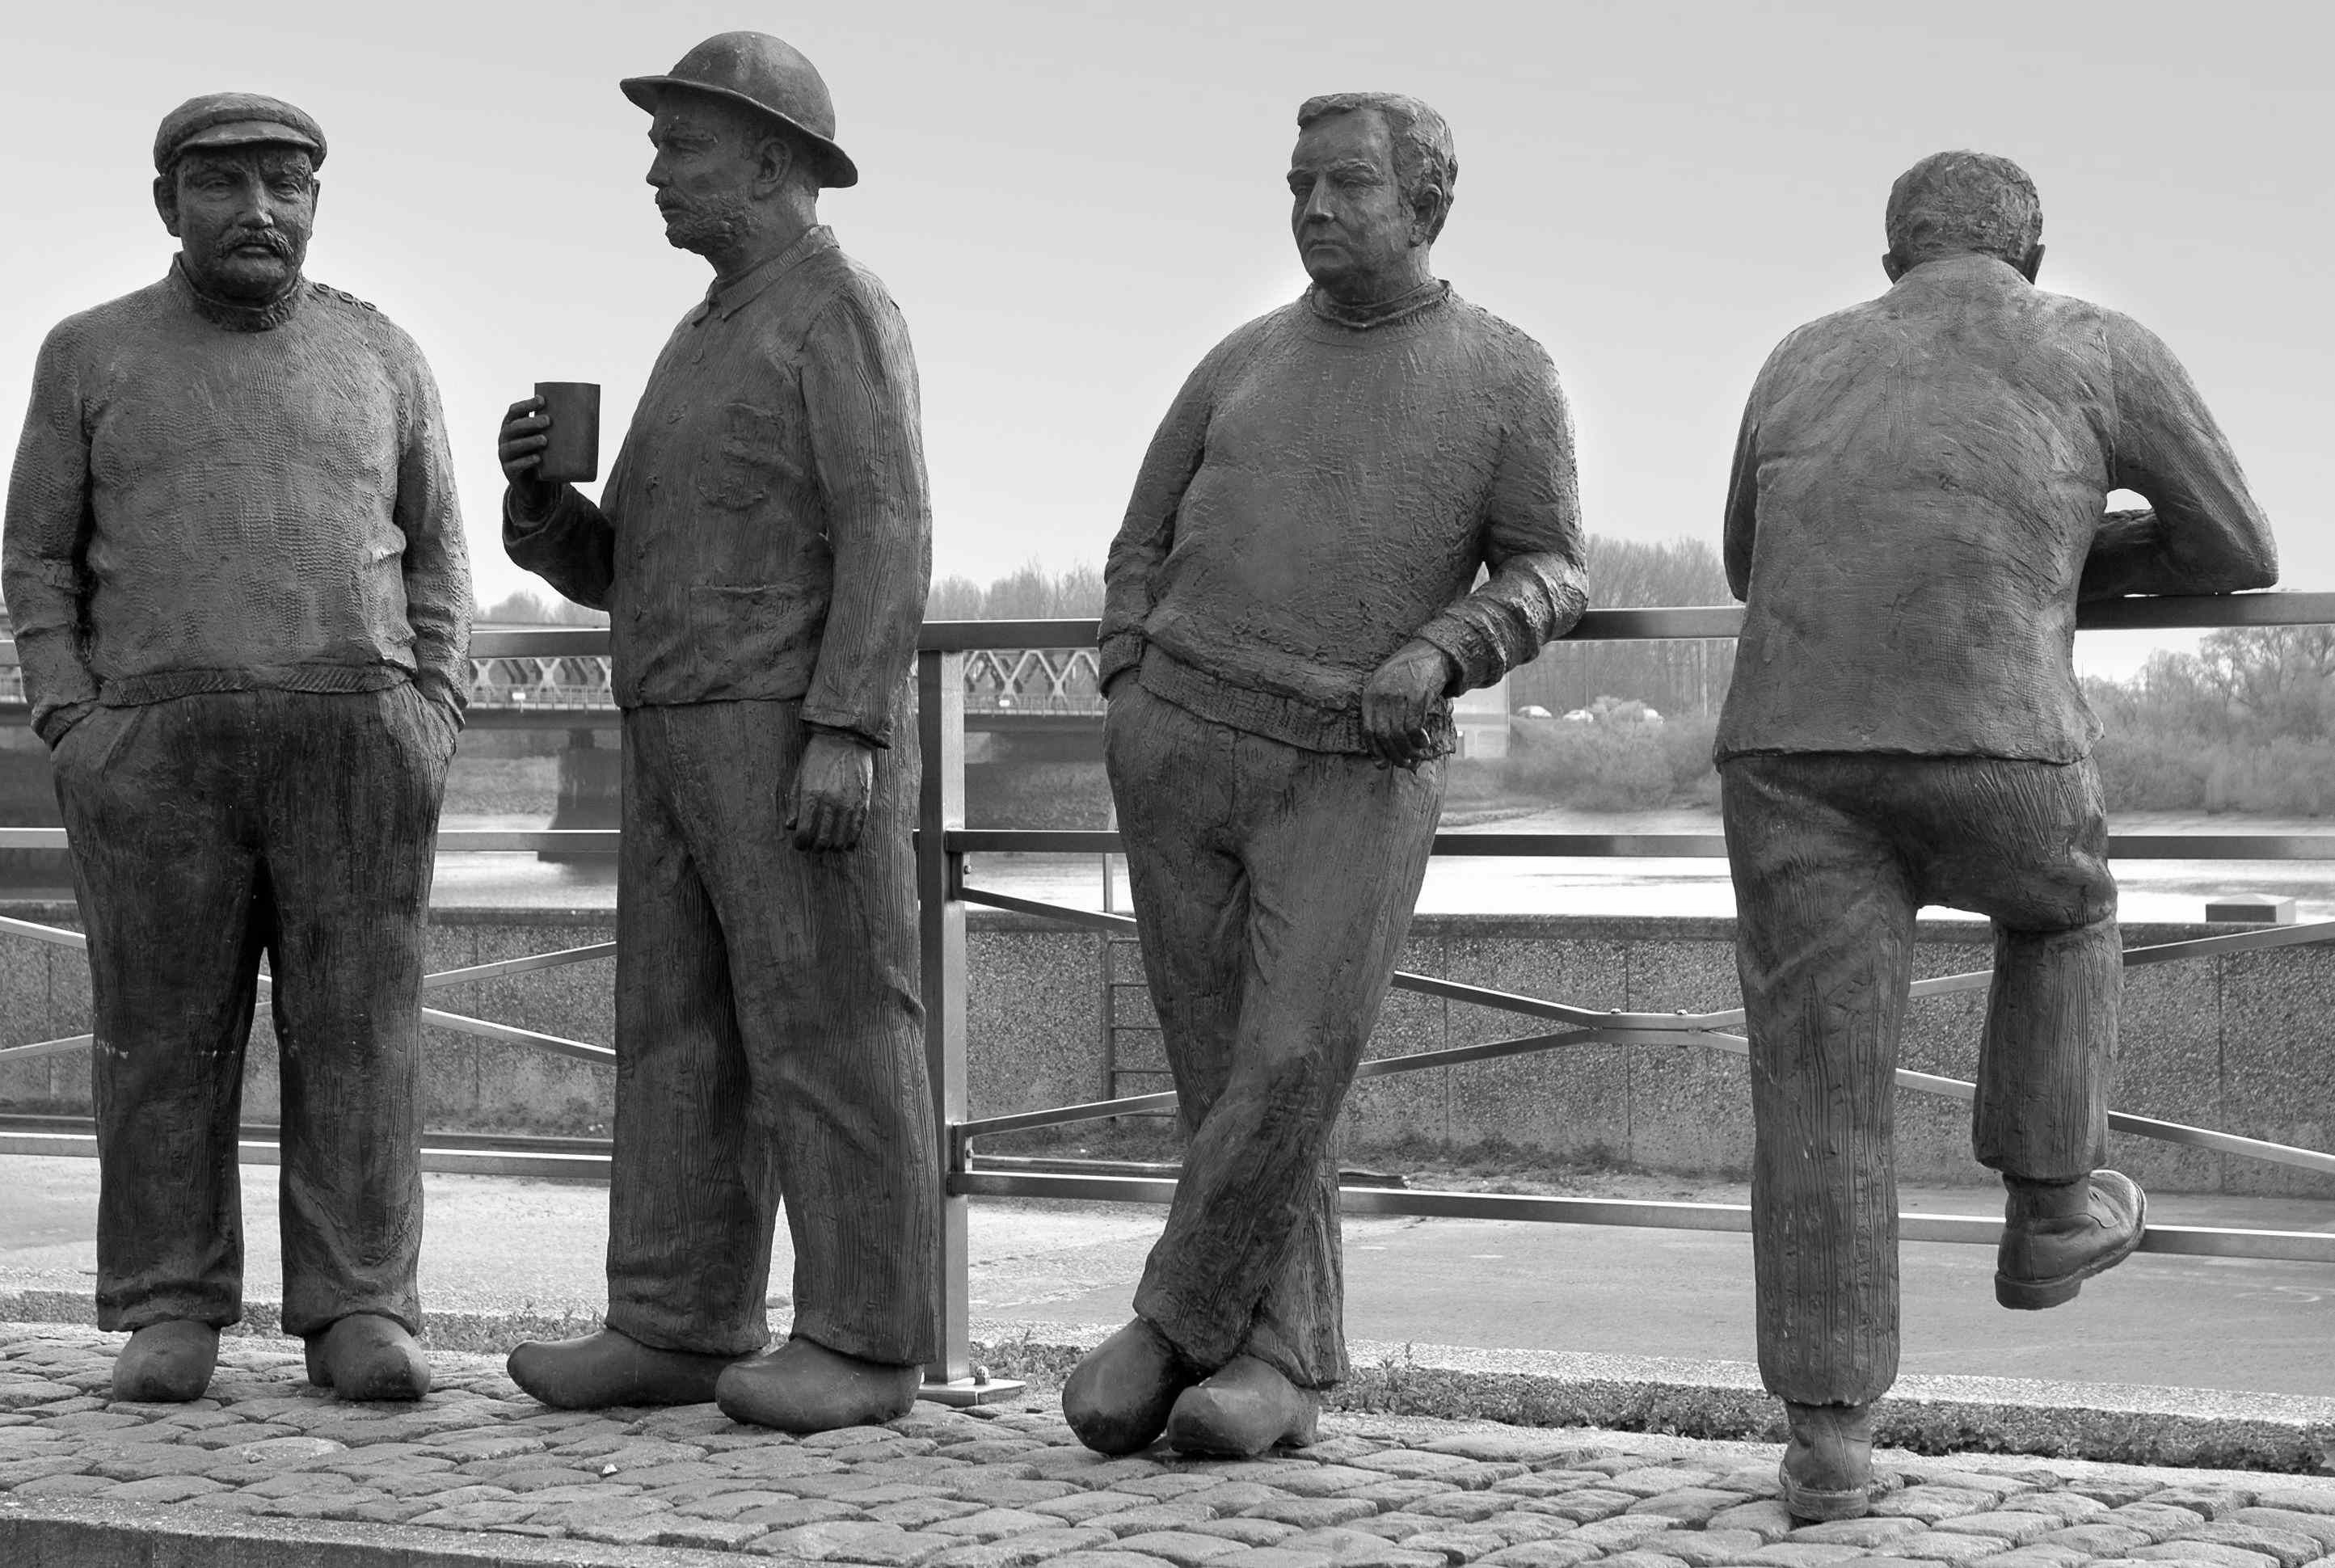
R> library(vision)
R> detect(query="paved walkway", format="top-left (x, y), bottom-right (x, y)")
top-left (4, 1323), bottom-right (2334, 1567)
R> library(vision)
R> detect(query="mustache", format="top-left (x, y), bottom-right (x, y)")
top-left (214, 228), bottom-right (295, 260)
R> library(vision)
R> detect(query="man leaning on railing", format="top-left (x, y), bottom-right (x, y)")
top-left (1716, 150), bottom-right (2277, 1522)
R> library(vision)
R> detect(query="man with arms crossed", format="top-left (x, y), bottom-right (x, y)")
top-left (5, 93), bottom-right (470, 1403)
top-left (495, 32), bottom-right (937, 1432)
top-left (1066, 92), bottom-right (1588, 1458)
top-left (1718, 151), bottom-right (2276, 1518)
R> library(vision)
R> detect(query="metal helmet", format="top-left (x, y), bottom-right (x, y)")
top-left (621, 32), bottom-right (858, 189)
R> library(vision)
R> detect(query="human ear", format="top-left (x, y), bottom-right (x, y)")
top-left (1882, 250), bottom-right (1906, 283)
top-left (752, 133), bottom-right (796, 198)
top-left (153, 173), bottom-right (181, 238)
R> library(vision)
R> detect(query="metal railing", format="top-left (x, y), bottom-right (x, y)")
top-left (6, 601), bottom-right (2335, 1401)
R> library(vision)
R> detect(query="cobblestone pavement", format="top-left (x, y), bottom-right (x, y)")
top-left (5, 1323), bottom-right (2334, 1566)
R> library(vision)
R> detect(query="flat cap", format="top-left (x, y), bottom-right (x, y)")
top-left (154, 92), bottom-right (326, 173)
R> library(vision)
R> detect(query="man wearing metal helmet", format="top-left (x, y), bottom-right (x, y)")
top-left (4, 93), bottom-right (471, 1403)
top-left (496, 32), bottom-right (937, 1431)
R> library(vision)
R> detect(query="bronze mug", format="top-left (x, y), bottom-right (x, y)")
top-left (534, 381), bottom-right (601, 484)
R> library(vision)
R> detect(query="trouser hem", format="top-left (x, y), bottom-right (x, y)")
top-left (604, 1305), bottom-right (769, 1360)
top-left (790, 1310), bottom-right (936, 1369)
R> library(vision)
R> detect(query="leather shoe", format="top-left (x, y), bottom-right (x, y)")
top-left (1779, 1400), bottom-right (1878, 1521)
top-left (306, 1313), bottom-right (432, 1402)
top-left (1062, 1317), bottom-right (1196, 1456)
top-left (1996, 1170), bottom-right (2147, 1310)
top-left (507, 1326), bottom-right (732, 1409)
top-left (112, 1320), bottom-right (218, 1403)
top-left (715, 1338), bottom-right (921, 1432)
top-left (1163, 1354), bottom-right (1320, 1458)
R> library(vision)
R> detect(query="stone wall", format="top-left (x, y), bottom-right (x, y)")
top-left (3, 903), bottom-right (2327, 1197)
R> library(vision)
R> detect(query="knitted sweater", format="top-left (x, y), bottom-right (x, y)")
top-left (1098, 286), bottom-right (1587, 753)
top-left (4, 263), bottom-right (472, 741)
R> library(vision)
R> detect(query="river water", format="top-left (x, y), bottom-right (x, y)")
top-left (420, 806), bottom-right (2335, 926)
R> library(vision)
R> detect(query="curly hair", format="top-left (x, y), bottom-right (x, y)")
top-left (1886, 150), bottom-right (2042, 268)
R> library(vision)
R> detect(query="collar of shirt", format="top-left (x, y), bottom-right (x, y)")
top-left (685, 226), bottom-right (839, 327)
top-left (167, 256), bottom-right (309, 333)
top-left (1892, 251), bottom-right (2027, 296)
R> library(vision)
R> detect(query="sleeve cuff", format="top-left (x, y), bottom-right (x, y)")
top-left (1412, 620), bottom-right (1490, 695)
top-left (502, 482), bottom-right (571, 541)
top-left (803, 713), bottom-right (890, 749)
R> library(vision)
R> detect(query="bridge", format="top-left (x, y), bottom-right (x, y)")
top-left (0, 634), bottom-right (1105, 734)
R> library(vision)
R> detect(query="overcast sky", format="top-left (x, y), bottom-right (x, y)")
top-left (6, 0), bottom-right (2325, 671)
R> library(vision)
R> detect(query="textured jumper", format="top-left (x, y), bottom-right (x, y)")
top-left (1098, 286), bottom-right (1586, 754)
top-left (4, 263), bottom-right (472, 741)
top-left (1717, 254), bottom-right (2274, 765)
top-left (505, 225), bottom-right (929, 746)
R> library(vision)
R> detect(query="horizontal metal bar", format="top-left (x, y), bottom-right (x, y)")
top-left (0, 1128), bottom-right (613, 1180)
top-left (2075, 591), bottom-right (2335, 631)
top-left (908, 593), bottom-right (2335, 652)
top-left (440, 829), bottom-right (620, 852)
top-left (921, 619), bottom-right (1103, 651)
top-left (0, 596), bottom-right (2322, 670)
top-left (466, 629), bottom-right (614, 657)
top-left (0, 1034), bottom-right (92, 1060)
top-left (7, 824), bottom-right (2332, 862)
top-left (424, 942), bottom-right (617, 991)
top-left (949, 828), bottom-right (2335, 861)
top-left (0, 827), bottom-right (624, 853)
top-left (419, 1008), bottom-right (615, 1064)
top-left (942, 1171), bottom-right (2335, 1261)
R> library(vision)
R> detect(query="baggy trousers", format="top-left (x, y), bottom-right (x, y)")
top-left (605, 699), bottom-right (938, 1366)
top-left (53, 685), bottom-right (450, 1338)
top-left (1108, 684), bottom-right (1444, 1389)
top-left (1720, 752), bottom-right (2119, 1407)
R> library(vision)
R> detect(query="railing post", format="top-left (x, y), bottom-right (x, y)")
top-left (917, 647), bottom-right (972, 1390)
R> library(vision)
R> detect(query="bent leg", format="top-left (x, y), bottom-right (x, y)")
top-left (1138, 727), bottom-right (1443, 1389)
top-left (1724, 755), bottom-right (1914, 1409)
top-left (1921, 758), bottom-right (2120, 1181)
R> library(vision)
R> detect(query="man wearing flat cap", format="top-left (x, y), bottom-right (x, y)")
top-left (497, 31), bottom-right (938, 1432)
top-left (4, 93), bottom-right (471, 1403)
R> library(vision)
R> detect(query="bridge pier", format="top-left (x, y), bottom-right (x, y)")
top-left (543, 727), bottom-right (619, 861)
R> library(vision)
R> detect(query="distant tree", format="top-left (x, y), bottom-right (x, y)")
top-left (925, 560), bottom-right (1104, 622)
top-left (478, 588), bottom-right (609, 627)
top-left (2084, 626), bottom-right (2335, 815)
top-left (1511, 536), bottom-right (1736, 719)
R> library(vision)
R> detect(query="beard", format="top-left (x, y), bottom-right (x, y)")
top-left (660, 188), bottom-right (755, 256)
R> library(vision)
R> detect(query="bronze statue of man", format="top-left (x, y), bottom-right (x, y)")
top-left (1068, 92), bottom-right (1588, 1458)
top-left (1718, 151), bottom-right (2278, 1519)
top-left (2, 94), bottom-right (472, 1403)
top-left (495, 32), bottom-right (938, 1433)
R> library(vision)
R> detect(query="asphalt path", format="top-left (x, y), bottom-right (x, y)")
top-left (3, 1155), bottom-right (2332, 1397)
